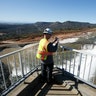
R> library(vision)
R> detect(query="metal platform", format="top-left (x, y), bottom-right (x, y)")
top-left (7, 68), bottom-right (96, 96)
top-left (0, 44), bottom-right (96, 96)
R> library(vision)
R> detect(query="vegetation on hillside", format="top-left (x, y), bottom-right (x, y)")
top-left (0, 21), bottom-right (96, 41)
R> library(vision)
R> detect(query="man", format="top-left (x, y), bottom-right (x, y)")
top-left (36, 28), bottom-right (58, 83)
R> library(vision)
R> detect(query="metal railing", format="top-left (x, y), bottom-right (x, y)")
top-left (54, 45), bottom-right (96, 88)
top-left (0, 43), bottom-right (96, 95)
top-left (0, 43), bottom-right (40, 96)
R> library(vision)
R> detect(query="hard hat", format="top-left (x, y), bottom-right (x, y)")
top-left (43, 28), bottom-right (52, 35)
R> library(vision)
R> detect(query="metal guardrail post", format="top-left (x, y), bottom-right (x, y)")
top-left (88, 56), bottom-right (93, 81)
top-left (7, 57), bottom-right (13, 85)
top-left (77, 53), bottom-right (82, 77)
top-left (18, 52), bottom-right (24, 78)
top-left (69, 50), bottom-right (72, 73)
top-left (73, 52), bottom-right (76, 75)
top-left (61, 47), bottom-right (63, 69)
top-left (83, 54), bottom-right (87, 79)
top-left (0, 60), bottom-right (7, 90)
top-left (13, 55), bottom-right (18, 81)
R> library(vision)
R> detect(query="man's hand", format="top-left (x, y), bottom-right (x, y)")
top-left (55, 37), bottom-right (59, 42)
top-left (53, 37), bottom-right (59, 46)
top-left (55, 37), bottom-right (58, 41)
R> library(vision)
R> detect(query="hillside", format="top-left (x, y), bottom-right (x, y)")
top-left (0, 21), bottom-right (96, 42)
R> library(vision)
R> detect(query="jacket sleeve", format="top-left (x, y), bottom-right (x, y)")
top-left (47, 42), bottom-right (58, 52)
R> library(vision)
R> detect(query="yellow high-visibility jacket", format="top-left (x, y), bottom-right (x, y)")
top-left (36, 38), bottom-right (53, 60)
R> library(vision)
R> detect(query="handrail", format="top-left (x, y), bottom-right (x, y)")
top-left (0, 43), bottom-right (96, 96)
top-left (54, 45), bottom-right (96, 88)
top-left (0, 43), bottom-right (40, 96)
top-left (73, 49), bottom-right (96, 57)
top-left (0, 43), bottom-right (38, 59)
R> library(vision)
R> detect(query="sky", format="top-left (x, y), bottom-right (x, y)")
top-left (0, 0), bottom-right (96, 23)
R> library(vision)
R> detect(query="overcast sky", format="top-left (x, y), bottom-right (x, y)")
top-left (0, 0), bottom-right (96, 23)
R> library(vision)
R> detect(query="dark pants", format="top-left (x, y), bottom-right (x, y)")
top-left (41, 63), bottom-right (53, 82)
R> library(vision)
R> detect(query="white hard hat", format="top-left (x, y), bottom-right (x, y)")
top-left (43, 28), bottom-right (52, 34)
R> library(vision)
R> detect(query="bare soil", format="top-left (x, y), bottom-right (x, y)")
top-left (0, 28), bottom-right (96, 46)
top-left (0, 32), bottom-right (84, 45)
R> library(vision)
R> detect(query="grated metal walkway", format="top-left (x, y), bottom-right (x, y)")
top-left (32, 81), bottom-right (81, 96)
top-left (7, 68), bottom-right (96, 96)
top-left (24, 68), bottom-right (82, 96)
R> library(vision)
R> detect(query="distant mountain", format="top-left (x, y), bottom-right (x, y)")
top-left (34, 21), bottom-right (96, 31)
top-left (0, 21), bottom-right (96, 33)
top-left (0, 21), bottom-right (96, 40)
